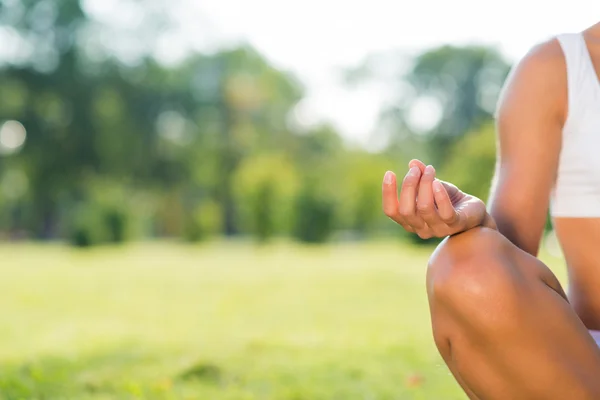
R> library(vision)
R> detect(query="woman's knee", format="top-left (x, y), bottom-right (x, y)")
top-left (426, 227), bottom-right (523, 324)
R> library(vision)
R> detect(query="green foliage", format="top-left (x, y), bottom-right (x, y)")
top-left (354, 189), bottom-right (377, 233)
top-left (439, 122), bottom-right (497, 202)
top-left (0, 0), bottom-right (306, 243)
top-left (183, 200), bottom-right (222, 243)
top-left (252, 181), bottom-right (276, 242)
top-left (0, 1), bottom-right (512, 246)
top-left (233, 153), bottom-right (299, 242)
top-left (366, 44), bottom-right (510, 168)
top-left (408, 45), bottom-right (510, 138)
top-left (294, 124), bottom-right (344, 162)
top-left (105, 208), bottom-right (130, 244)
top-left (292, 180), bottom-right (336, 244)
top-left (68, 205), bottom-right (131, 248)
top-left (66, 180), bottom-right (142, 247)
top-left (337, 152), bottom-right (394, 235)
top-left (69, 205), bottom-right (103, 248)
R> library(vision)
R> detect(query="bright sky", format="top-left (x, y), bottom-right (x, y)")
top-left (101, 0), bottom-right (600, 146)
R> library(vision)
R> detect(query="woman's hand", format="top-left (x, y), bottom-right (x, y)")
top-left (382, 159), bottom-right (496, 239)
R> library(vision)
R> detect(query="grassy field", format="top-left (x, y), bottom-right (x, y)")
top-left (0, 240), bottom-right (566, 400)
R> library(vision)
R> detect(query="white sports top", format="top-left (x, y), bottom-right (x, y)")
top-left (551, 33), bottom-right (600, 217)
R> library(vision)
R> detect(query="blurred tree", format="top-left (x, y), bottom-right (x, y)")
top-left (438, 121), bottom-right (497, 203)
top-left (402, 45), bottom-right (509, 165)
top-left (0, 0), bottom-right (303, 242)
top-left (0, 0), bottom-right (514, 246)
top-left (0, 0), bottom-right (91, 237)
top-left (183, 200), bottom-right (222, 243)
top-left (192, 47), bottom-right (303, 236)
top-left (337, 151), bottom-right (393, 235)
top-left (409, 46), bottom-right (508, 128)
top-left (66, 178), bottom-right (142, 247)
top-left (349, 45), bottom-right (510, 167)
top-left (292, 178), bottom-right (335, 244)
top-left (232, 153), bottom-right (299, 242)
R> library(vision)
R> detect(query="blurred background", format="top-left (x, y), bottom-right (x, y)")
top-left (0, 1), bottom-right (597, 399)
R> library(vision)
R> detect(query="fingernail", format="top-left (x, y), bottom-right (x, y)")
top-left (425, 165), bottom-right (435, 175)
top-left (433, 180), bottom-right (443, 192)
top-left (408, 167), bottom-right (419, 176)
top-left (383, 171), bottom-right (393, 184)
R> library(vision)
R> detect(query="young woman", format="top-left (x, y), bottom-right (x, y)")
top-left (382, 24), bottom-right (600, 399)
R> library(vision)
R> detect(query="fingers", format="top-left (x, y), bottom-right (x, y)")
top-left (382, 168), bottom-right (422, 232)
top-left (382, 171), bottom-right (400, 221)
top-left (382, 171), bottom-right (415, 231)
top-left (409, 159), bottom-right (426, 174)
top-left (398, 166), bottom-right (424, 229)
top-left (383, 163), bottom-right (460, 239)
top-left (416, 165), bottom-right (440, 227)
top-left (439, 180), bottom-right (461, 202)
top-left (433, 180), bottom-right (458, 224)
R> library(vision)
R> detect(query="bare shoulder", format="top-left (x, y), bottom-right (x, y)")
top-left (524, 37), bottom-right (566, 64)
top-left (497, 37), bottom-right (568, 125)
top-left (517, 38), bottom-right (566, 86)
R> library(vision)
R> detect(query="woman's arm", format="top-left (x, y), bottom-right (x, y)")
top-left (382, 39), bottom-right (566, 249)
top-left (488, 39), bottom-right (567, 256)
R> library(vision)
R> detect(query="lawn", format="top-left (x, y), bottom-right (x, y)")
top-left (0, 240), bottom-right (566, 400)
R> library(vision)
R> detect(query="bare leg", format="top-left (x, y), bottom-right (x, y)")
top-left (427, 227), bottom-right (600, 400)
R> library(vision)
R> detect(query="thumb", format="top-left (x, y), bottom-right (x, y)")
top-left (439, 180), bottom-right (461, 198)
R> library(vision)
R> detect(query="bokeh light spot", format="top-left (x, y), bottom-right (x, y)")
top-left (0, 120), bottom-right (27, 155)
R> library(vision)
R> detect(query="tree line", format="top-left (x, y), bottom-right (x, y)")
top-left (0, 0), bottom-right (512, 246)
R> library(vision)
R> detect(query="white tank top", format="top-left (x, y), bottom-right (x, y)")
top-left (551, 33), bottom-right (600, 217)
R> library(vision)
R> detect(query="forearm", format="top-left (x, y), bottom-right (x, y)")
top-left (487, 205), bottom-right (543, 257)
top-left (483, 170), bottom-right (548, 257)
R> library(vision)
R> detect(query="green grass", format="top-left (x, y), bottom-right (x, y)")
top-left (0, 240), bottom-right (566, 399)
